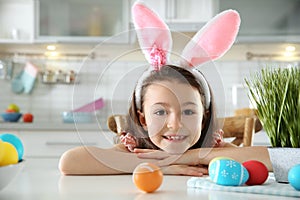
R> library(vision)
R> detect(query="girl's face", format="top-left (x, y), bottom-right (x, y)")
top-left (139, 81), bottom-right (204, 154)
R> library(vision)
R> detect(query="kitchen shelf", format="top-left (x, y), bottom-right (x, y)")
top-left (0, 51), bottom-right (95, 61)
top-left (0, 39), bottom-right (34, 44)
top-left (0, 122), bottom-right (109, 131)
top-left (236, 35), bottom-right (300, 44)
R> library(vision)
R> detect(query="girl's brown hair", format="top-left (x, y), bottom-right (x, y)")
top-left (125, 65), bottom-right (217, 149)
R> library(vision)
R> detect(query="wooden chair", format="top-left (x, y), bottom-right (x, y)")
top-left (220, 108), bottom-right (262, 147)
top-left (107, 114), bottom-right (128, 136)
top-left (107, 108), bottom-right (262, 147)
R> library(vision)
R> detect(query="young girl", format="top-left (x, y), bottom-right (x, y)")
top-left (59, 1), bottom-right (272, 175)
top-left (118, 65), bottom-right (227, 154)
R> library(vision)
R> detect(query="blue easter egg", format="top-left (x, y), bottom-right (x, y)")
top-left (0, 133), bottom-right (24, 161)
top-left (209, 158), bottom-right (249, 186)
top-left (288, 164), bottom-right (300, 191)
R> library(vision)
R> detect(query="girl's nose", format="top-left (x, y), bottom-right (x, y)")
top-left (166, 113), bottom-right (182, 130)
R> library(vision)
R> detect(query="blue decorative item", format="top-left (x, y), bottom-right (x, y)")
top-left (1, 113), bottom-right (22, 122)
top-left (209, 158), bottom-right (249, 186)
top-left (0, 133), bottom-right (24, 161)
top-left (288, 164), bottom-right (300, 191)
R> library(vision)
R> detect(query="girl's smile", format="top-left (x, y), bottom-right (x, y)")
top-left (162, 135), bottom-right (188, 142)
top-left (139, 80), bottom-right (204, 154)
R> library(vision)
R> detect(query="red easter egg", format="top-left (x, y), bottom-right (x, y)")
top-left (243, 160), bottom-right (268, 185)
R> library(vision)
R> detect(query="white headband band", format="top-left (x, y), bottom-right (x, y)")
top-left (134, 66), bottom-right (211, 110)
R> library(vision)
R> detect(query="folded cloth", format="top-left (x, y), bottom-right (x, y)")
top-left (21, 62), bottom-right (38, 94)
top-left (11, 62), bottom-right (38, 94)
top-left (187, 176), bottom-right (300, 198)
top-left (11, 71), bottom-right (24, 94)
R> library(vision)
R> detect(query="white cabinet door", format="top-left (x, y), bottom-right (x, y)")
top-left (0, 0), bottom-right (131, 44)
top-left (0, 0), bottom-right (34, 43)
top-left (130, 0), bottom-right (218, 32)
top-left (19, 131), bottom-right (115, 158)
top-left (168, 0), bottom-right (217, 23)
top-left (219, 0), bottom-right (300, 43)
top-left (35, 0), bottom-right (131, 43)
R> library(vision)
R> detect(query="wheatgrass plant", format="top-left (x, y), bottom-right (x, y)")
top-left (245, 67), bottom-right (300, 148)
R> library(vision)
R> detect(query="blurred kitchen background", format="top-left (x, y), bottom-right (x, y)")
top-left (0, 0), bottom-right (299, 132)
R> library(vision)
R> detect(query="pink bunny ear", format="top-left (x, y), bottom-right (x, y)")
top-left (132, 1), bottom-right (172, 70)
top-left (181, 9), bottom-right (240, 67)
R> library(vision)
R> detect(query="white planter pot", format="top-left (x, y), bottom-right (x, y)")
top-left (267, 147), bottom-right (300, 183)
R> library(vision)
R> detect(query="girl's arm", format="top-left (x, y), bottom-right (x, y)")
top-left (173, 146), bottom-right (273, 171)
top-left (136, 146), bottom-right (272, 171)
top-left (59, 144), bottom-right (150, 175)
top-left (58, 145), bottom-right (207, 176)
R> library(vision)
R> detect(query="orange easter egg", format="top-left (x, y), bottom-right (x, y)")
top-left (133, 163), bottom-right (163, 193)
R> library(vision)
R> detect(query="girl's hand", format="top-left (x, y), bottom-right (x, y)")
top-left (134, 148), bottom-right (170, 159)
top-left (120, 133), bottom-right (137, 152)
top-left (161, 164), bottom-right (208, 177)
top-left (135, 149), bottom-right (208, 176)
top-left (212, 129), bottom-right (225, 147)
top-left (134, 148), bottom-right (185, 167)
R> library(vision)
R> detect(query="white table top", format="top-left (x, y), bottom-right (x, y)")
top-left (0, 158), bottom-right (299, 200)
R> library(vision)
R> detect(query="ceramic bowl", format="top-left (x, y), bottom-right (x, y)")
top-left (0, 160), bottom-right (25, 191)
top-left (1, 112), bottom-right (22, 122)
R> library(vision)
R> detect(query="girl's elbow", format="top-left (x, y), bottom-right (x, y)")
top-left (58, 148), bottom-right (80, 175)
top-left (58, 151), bottom-right (71, 175)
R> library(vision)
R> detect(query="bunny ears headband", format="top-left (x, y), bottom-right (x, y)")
top-left (132, 1), bottom-right (240, 110)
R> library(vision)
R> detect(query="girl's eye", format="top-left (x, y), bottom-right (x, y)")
top-left (182, 109), bottom-right (195, 115)
top-left (154, 110), bottom-right (167, 116)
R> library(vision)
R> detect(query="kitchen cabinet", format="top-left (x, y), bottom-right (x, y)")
top-left (0, 0), bottom-right (131, 44)
top-left (130, 0), bottom-right (219, 32)
top-left (219, 0), bottom-right (300, 43)
top-left (0, 0), bottom-right (34, 43)
top-left (35, 0), bottom-right (131, 43)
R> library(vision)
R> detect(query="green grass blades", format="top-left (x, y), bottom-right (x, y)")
top-left (245, 67), bottom-right (300, 148)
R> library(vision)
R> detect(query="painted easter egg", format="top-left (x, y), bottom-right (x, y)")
top-left (0, 141), bottom-right (18, 166)
top-left (243, 160), bottom-right (268, 185)
top-left (288, 164), bottom-right (300, 191)
top-left (210, 156), bottom-right (235, 163)
top-left (0, 139), bottom-right (4, 162)
top-left (0, 133), bottom-right (24, 161)
top-left (133, 162), bottom-right (163, 193)
top-left (209, 158), bottom-right (249, 186)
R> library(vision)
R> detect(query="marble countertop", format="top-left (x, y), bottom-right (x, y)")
top-left (0, 158), bottom-right (298, 200)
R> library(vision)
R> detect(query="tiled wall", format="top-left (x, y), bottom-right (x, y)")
top-left (0, 59), bottom-right (295, 126)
